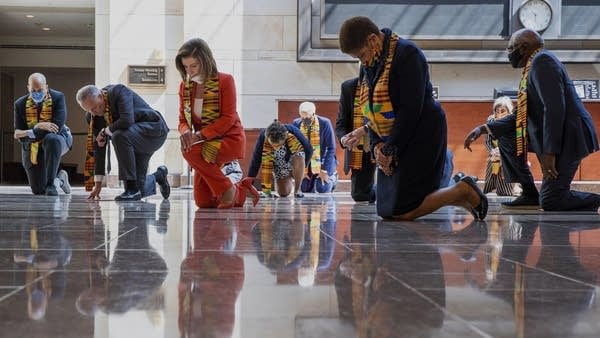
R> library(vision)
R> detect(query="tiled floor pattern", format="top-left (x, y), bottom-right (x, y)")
top-left (0, 186), bottom-right (599, 338)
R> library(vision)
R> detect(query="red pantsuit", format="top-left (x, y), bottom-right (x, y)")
top-left (178, 72), bottom-right (245, 208)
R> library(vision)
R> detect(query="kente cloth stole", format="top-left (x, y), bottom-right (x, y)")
top-left (260, 133), bottom-right (303, 191)
top-left (25, 94), bottom-right (53, 165)
top-left (491, 139), bottom-right (501, 175)
top-left (357, 33), bottom-right (399, 141)
top-left (515, 48), bottom-right (542, 157)
top-left (182, 77), bottom-right (223, 163)
top-left (300, 115), bottom-right (321, 174)
top-left (350, 83), bottom-right (368, 170)
top-left (84, 90), bottom-right (112, 191)
top-left (308, 210), bottom-right (321, 270)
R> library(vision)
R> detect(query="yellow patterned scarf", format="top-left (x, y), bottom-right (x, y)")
top-left (300, 115), bottom-right (321, 174)
top-left (515, 48), bottom-right (542, 156)
top-left (350, 83), bottom-right (368, 170)
top-left (84, 91), bottom-right (112, 191)
top-left (182, 77), bottom-right (223, 163)
top-left (260, 132), bottom-right (304, 192)
top-left (357, 33), bottom-right (399, 140)
top-left (25, 93), bottom-right (53, 165)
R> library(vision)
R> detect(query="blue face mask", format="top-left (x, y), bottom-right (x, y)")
top-left (30, 91), bottom-right (45, 103)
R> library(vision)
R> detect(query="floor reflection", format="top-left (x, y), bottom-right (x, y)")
top-left (76, 201), bottom-right (168, 317)
top-left (0, 189), bottom-right (599, 337)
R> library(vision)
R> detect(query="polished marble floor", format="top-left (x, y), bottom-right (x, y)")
top-left (1, 186), bottom-right (600, 338)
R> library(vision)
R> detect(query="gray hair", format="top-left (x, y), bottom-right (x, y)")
top-left (493, 96), bottom-right (514, 114)
top-left (28, 72), bottom-right (46, 86)
top-left (76, 84), bottom-right (102, 105)
top-left (299, 101), bottom-right (316, 115)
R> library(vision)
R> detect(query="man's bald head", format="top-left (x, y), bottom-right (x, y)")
top-left (507, 29), bottom-right (544, 68)
top-left (510, 29), bottom-right (544, 49)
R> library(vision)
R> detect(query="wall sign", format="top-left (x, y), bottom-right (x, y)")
top-left (573, 80), bottom-right (599, 100)
top-left (432, 85), bottom-right (439, 100)
top-left (128, 65), bottom-right (165, 86)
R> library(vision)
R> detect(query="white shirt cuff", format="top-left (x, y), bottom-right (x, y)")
top-left (94, 175), bottom-right (104, 183)
top-left (103, 127), bottom-right (113, 136)
top-left (26, 129), bottom-right (36, 139)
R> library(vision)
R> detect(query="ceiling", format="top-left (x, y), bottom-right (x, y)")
top-left (0, 2), bottom-right (94, 46)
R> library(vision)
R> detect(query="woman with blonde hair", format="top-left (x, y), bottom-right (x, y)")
top-left (175, 38), bottom-right (258, 208)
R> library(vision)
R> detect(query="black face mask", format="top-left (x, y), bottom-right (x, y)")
top-left (301, 118), bottom-right (312, 126)
top-left (508, 48), bottom-right (523, 68)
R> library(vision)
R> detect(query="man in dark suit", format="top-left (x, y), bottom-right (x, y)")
top-left (465, 28), bottom-right (600, 211)
top-left (13, 73), bottom-right (72, 196)
top-left (335, 77), bottom-right (376, 203)
top-left (292, 101), bottom-right (338, 194)
top-left (76, 84), bottom-right (170, 201)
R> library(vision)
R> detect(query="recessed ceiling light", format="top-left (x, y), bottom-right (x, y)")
top-left (25, 14), bottom-right (35, 18)
top-left (42, 27), bottom-right (51, 31)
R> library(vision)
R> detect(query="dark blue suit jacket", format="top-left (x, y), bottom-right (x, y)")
top-left (292, 115), bottom-right (337, 175)
top-left (85, 84), bottom-right (168, 175)
top-left (14, 88), bottom-right (68, 140)
top-left (488, 50), bottom-right (599, 162)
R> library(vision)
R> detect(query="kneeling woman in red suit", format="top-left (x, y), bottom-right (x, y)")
top-left (175, 38), bottom-right (258, 208)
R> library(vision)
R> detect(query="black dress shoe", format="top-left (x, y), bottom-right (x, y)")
top-left (501, 194), bottom-right (540, 208)
top-left (154, 165), bottom-right (170, 199)
top-left (115, 190), bottom-right (142, 201)
top-left (460, 176), bottom-right (488, 220)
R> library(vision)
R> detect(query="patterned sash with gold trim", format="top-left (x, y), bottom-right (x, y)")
top-left (515, 48), bottom-right (542, 157)
top-left (260, 132), bottom-right (303, 192)
top-left (300, 115), bottom-right (321, 174)
top-left (84, 91), bottom-right (112, 191)
top-left (350, 83), bottom-right (368, 170)
top-left (357, 33), bottom-right (400, 141)
top-left (25, 94), bottom-right (53, 165)
top-left (182, 77), bottom-right (223, 163)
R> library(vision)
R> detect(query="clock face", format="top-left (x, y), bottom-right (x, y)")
top-left (519, 0), bottom-right (553, 32)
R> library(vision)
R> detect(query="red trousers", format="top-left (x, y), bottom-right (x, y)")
top-left (183, 147), bottom-right (233, 208)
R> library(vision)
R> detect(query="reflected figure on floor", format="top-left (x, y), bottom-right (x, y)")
top-left (77, 84), bottom-right (171, 201)
top-left (335, 215), bottom-right (446, 338)
top-left (14, 72), bottom-right (72, 196)
top-left (13, 197), bottom-right (72, 321)
top-left (76, 201), bottom-right (168, 316)
top-left (178, 212), bottom-right (245, 338)
top-left (292, 101), bottom-right (338, 194)
top-left (252, 201), bottom-right (336, 285)
top-left (297, 199), bottom-right (337, 287)
top-left (248, 120), bottom-right (313, 198)
top-left (483, 221), bottom-right (596, 338)
top-left (175, 38), bottom-right (258, 209)
top-left (483, 96), bottom-right (515, 196)
top-left (338, 16), bottom-right (487, 220)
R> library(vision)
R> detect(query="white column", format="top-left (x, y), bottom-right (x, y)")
top-left (95, 0), bottom-right (186, 186)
